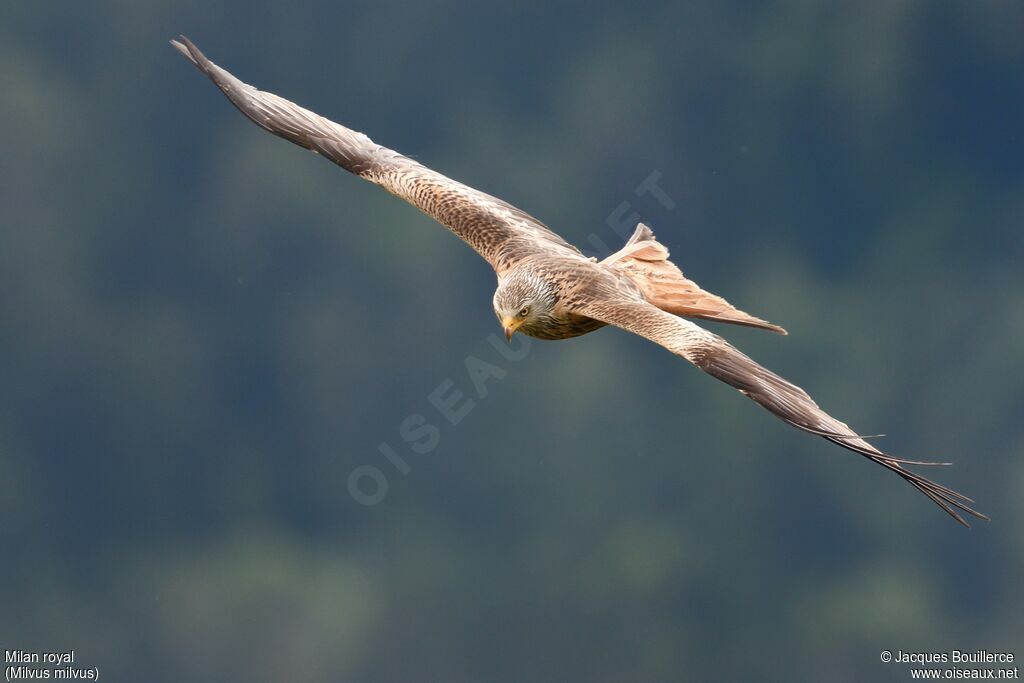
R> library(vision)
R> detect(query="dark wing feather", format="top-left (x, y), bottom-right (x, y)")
top-left (574, 297), bottom-right (988, 527)
top-left (170, 36), bottom-right (581, 273)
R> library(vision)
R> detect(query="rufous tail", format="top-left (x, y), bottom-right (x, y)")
top-left (601, 223), bottom-right (787, 335)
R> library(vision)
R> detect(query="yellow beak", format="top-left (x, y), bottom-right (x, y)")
top-left (501, 316), bottom-right (517, 342)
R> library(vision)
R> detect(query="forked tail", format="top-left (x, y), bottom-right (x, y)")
top-left (602, 223), bottom-right (788, 335)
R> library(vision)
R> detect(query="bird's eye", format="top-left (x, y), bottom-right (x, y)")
top-left (519, 306), bottom-right (530, 318)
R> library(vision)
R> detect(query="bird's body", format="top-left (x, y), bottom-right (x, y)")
top-left (495, 256), bottom-right (621, 340)
top-left (172, 36), bottom-right (987, 527)
top-left (499, 264), bottom-right (610, 342)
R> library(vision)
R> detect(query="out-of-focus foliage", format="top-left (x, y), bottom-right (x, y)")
top-left (1, 2), bottom-right (1021, 681)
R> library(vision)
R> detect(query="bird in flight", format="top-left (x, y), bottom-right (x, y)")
top-left (172, 36), bottom-right (987, 526)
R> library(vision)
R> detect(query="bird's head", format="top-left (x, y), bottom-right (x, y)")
top-left (493, 270), bottom-right (558, 341)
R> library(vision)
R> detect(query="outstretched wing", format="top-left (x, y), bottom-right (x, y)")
top-left (573, 297), bottom-right (988, 526)
top-left (170, 36), bottom-right (581, 274)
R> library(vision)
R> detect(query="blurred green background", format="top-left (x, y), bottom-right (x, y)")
top-left (2, 2), bottom-right (1022, 681)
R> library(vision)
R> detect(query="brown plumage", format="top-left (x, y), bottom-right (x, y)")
top-left (172, 36), bottom-right (987, 527)
top-left (602, 223), bottom-right (787, 334)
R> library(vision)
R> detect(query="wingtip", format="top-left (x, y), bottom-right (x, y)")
top-left (169, 35), bottom-right (207, 70)
top-left (959, 511), bottom-right (992, 529)
top-left (170, 36), bottom-right (194, 64)
top-left (954, 504), bottom-right (991, 527)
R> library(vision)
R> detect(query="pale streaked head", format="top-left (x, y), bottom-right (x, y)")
top-left (493, 269), bottom-right (558, 340)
